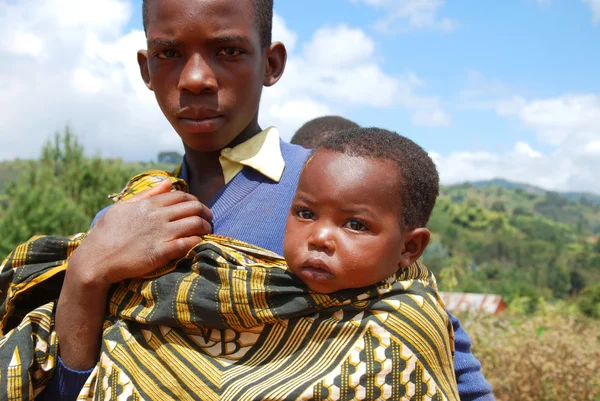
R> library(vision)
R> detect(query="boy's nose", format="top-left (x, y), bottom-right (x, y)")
top-left (177, 54), bottom-right (217, 94)
top-left (308, 225), bottom-right (335, 255)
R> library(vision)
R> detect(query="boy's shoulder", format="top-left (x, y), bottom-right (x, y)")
top-left (279, 139), bottom-right (311, 165)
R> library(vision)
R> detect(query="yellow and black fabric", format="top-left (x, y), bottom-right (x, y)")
top-left (0, 172), bottom-right (459, 401)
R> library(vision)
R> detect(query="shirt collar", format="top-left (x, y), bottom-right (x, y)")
top-left (180, 126), bottom-right (285, 184)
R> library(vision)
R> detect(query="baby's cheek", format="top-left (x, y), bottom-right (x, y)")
top-left (282, 230), bottom-right (299, 264)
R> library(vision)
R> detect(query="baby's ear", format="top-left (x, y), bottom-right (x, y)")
top-left (399, 228), bottom-right (431, 268)
top-left (137, 50), bottom-right (153, 91)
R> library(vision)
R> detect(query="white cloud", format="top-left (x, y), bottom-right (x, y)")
top-left (272, 14), bottom-right (297, 52)
top-left (584, 140), bottom-right (600, 154)
top-left (452, 73), bottom-right (600, 192)
top-left (350, 0), bottom-right (459, 33)
top-left (434, 143), bottom-right (583, 192)
top-left (584, 0), bottom-right (600, 23)
top-left (460, 73), bottom-right (600, 149)
top-left (514, 141), bottom-right (542, 158)
top-left (261, 22), bottom-right (450, 140)
top-left (302, 25), bottom-right (375, 67)
top-left (6, 32), bottom-right (44, 58)
top-left (518, 94), bottom-right (600, 145)
top-left (534, 0), bottom-right (599, 23)
top-left (412, 109), bottom-right (450, 127)
top-left (0, 1), bottom-right (449, 162)
top-left (0, 0), bottom-right (177, 162)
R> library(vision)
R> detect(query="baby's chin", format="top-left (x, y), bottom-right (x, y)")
top-left (303, 283), bottom-right (338, 294)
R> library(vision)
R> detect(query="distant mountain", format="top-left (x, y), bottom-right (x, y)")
top-left (457, 178), bottom-right (600, 205)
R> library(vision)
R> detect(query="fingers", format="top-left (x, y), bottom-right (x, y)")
top-left (127, 178), bottom-right (173, 202)
top-left (153, 191), bottom-right (200, 207)
top-left (168, 216), bottom-right (213, 239)
top-left (162, 236), bottom-right (204, 262)
top-left (166, 200), bottom-right (213, 223)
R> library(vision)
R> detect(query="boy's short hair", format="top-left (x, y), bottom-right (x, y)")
top-left (291, 116), bottom-right (360, 149)
top-left (315, 127), bottom-right (439, 229)
top-left (142, 0), bottom-right (273, 48)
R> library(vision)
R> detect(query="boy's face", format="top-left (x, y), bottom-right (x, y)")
top-left (283, 150), bottom-right (408, 294)
top-left (138, 0), bottom-right (283, 152)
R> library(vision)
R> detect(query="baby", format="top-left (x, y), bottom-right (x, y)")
top-left (284, 126), bottom-right (438, 294)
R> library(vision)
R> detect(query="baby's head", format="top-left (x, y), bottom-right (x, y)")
top-left (283, 127), bottom-right (439, 293)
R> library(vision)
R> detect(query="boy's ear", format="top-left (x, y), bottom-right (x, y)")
top-left (399, 228), bottom-right (431, 268)
top-left (137, 50), bottom-right (153, 91)
top-left (263, 41), bottom-right (287, 87)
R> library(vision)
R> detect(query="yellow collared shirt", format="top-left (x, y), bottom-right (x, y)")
top-left (218, 126), bottom-right (285, 184)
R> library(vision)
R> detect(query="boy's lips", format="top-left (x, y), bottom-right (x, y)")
top-left (177, 107), bottom-right (222, 120)
top-left (177, 112), bottom-right (225, 134)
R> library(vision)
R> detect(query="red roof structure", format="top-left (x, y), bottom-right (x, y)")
top-left (439, 292), bottom-right (506, 315)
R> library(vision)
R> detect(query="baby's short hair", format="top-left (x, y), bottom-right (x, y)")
top-left (315, 127), bottom-right (439, 229)
top-left (142, 0), bottom-right (273, 48)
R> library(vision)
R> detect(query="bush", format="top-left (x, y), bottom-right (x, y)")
top-left (578, 282), bottom-right (600, 319)
top-left (463, 308), bottom-right (600, 401)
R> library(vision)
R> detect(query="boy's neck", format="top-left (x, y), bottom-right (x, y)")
top-left (184, 121), bottom-right (263, 204)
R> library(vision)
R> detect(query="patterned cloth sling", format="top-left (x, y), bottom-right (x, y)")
top-left (0, 171), bottom-right (459, 401)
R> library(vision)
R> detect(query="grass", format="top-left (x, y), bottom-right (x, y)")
top-left (461, 303), bottom-right (600, 401)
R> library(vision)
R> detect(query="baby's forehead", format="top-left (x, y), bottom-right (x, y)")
top-left (301, 149), bottom-right (402, 196)
top-left (305, 149), bottom-right (398, 175)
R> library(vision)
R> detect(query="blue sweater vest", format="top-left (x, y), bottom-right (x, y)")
top-left (206, 140), bottom-right (310, 255)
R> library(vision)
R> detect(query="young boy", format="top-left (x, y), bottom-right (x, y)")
top-left (39, 0), bottom-right (492, 399)
top-left (290, 116), bottom-right (359, 149)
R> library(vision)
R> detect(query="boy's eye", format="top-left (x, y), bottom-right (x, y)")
top-left (344, 219), bottom-right (368, 232)
top-left (295, 207), bottom-right (314, 220)
top-left (156, 50), bottom-right (180, 59)
top-left (218, 47), bottom-right (242, 57)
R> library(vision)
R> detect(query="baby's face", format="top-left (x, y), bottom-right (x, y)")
top-left (283, 150), bottom-right (407, 294)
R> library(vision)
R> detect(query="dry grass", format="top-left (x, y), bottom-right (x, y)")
top-left (460, 304), bottom-right (600, 401)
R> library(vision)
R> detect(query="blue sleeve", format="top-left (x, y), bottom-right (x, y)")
top-left (90, 205), bottom-right (112, 228)
top-left (450, 312), bottom-right (495, 400)
top-left (37, 356), bottom-right (93, 401)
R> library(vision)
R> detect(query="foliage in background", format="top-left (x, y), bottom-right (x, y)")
top-left (577, 281), bottom-right (600, 318)
top-left (0, 128), bottom-right (176, 257)
top-left (461, 304), bottom-right (600, 401)
top-left (423, 184), bottom-right (600, 310)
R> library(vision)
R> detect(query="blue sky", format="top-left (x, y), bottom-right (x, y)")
top-left (271, 0), bottom-right (600, 154)
top-left (1, 0), bottom-right (600, 192)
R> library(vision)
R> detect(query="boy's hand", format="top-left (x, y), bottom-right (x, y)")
top-left (55, 179), bottom-right (212, 371)
top-left (71, 178), bottom-right (213, 287)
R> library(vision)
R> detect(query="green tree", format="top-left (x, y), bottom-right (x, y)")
top-left (158, 151), bottom-right (183, 164)
top-left (577, 282), bottom-right (600, 318)
top-left (490, 200), bottom-right (506, 213)
top-left (0, 127), bottom-right (134, 256)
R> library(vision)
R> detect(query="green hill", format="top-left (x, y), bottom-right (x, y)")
top-left (424, 182), bottom-right (600, 308)
top-left (469, 178), bottom-right (600, 205)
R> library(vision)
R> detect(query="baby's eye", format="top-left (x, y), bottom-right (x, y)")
top-left (344, 219), bottom-right (368, 232)
top-left (156, 49), bottom-right (180, 59)
top-left (295, 207), bottom-right (314, 220)
top-left (218, 47), bottom-right (242, 56)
